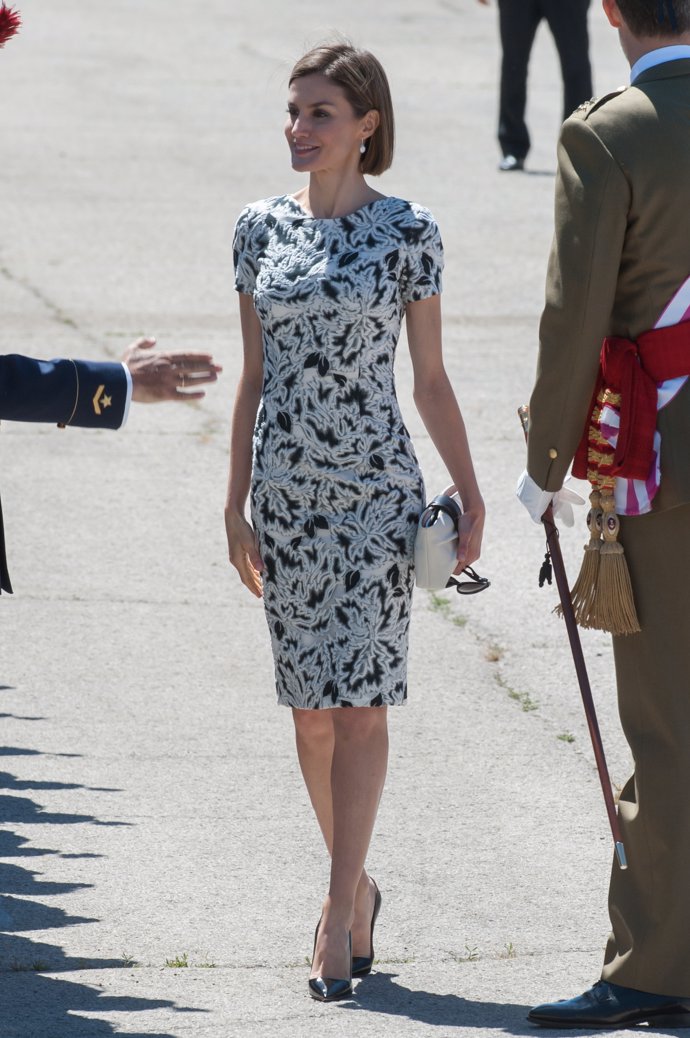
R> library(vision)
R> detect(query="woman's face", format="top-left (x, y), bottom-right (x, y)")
top-left (285, 73), bottom-right (374, 175)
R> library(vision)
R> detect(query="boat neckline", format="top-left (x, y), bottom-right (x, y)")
top-left (284, 194), bottom-right (395, 221)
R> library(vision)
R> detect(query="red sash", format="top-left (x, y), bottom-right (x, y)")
top-left (573, 320), bottom-right (690, 482)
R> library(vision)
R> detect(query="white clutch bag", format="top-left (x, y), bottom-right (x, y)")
top-left (414, 489), bottom-right (461, 590)
top-left (414, 488), bottom-right (490, 594)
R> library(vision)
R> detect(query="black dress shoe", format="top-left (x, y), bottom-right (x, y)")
top-left (528, 980), bottom-right (690, 1028)
top-left (352, 879), bottom-right (382, 978)
top-left (308, 923), bottom-right (353, 1003)
top-left (498, 154), bottom-right (525, 172)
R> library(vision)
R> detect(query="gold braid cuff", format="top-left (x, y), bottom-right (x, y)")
top-left (57, 359), bottom-right (80, 429)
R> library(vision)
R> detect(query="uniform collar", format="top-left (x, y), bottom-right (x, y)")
top-left (631, 45), bottom-right (690, 83)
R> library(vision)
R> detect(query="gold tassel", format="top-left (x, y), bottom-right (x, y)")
top-left (592, 492), bottom-right (640, 636)
top-left (556, 382), bottom-right (641, 635)
top-left (555, 381), bottom-right (641, 635)
top-left (555, 489), bottom-right (602, 626)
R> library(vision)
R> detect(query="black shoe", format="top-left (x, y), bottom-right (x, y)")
top-left (528, 980), bottom-right (690, 1028)
top-left (308, 922), bottom-right (353, 1003)
top-left (352, 879), bottom-right (382, 978)
top-left (498, 154), bottom-right (525, 172)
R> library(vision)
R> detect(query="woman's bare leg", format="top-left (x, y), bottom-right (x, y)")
top-left (293, 707), bottom-right (388, 976)
top-left (293, 708), bottom-right (335, 850)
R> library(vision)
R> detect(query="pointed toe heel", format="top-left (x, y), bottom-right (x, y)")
top-left (352, 879), bottom-right (382, 978)
top-left (308, 923), bottom-right (352, 1002)
top-left (308, 976), bottom-right (353, 1002)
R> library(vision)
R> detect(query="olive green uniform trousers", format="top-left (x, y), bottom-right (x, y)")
top-left (603, 503), bottom-right (690, 996)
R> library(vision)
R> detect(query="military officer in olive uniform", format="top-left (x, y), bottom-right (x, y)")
top-left (518, 0), bottom-right (690, 1027)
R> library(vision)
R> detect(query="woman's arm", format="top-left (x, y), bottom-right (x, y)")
top-left (224, 293), bottom-right (265, 597)
top-left (406, 294), bottom-right (485, 569)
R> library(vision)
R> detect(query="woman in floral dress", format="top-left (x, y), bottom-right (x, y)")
top-left (225, 41), bottom-right (484, 1001)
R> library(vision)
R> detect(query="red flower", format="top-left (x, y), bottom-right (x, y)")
top-left (0, 4), bottom-right (21, 49)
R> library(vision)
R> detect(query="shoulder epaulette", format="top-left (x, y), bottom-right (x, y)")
top-left (572, 86), bottom-right (628, 120)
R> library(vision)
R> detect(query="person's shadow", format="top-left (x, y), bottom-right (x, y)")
top-left (4, 971), bottom-right (206, 1038)
top-left (0, 737), bottom-right (209, 1038)
top-left (343, 971), bottom-right (533, 1032)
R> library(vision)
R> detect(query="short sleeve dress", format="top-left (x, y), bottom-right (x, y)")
top-left (233, 194), bottom-right (443, 709)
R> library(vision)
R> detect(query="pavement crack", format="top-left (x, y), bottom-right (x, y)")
top-left (0, 263), bottom-right (106, 353)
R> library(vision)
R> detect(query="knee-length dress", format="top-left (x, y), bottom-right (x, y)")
top-left (233, 194), bottom-right (443, 709)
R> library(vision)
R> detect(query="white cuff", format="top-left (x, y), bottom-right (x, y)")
top-left (121, 362), bottom-right (133, 427)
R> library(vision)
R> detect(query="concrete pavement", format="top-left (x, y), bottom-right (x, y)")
top-left (1, 2), bottom-right (647, 1035)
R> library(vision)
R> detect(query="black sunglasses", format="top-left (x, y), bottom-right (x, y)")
top-left (446, 564), bottom-right (490, 595)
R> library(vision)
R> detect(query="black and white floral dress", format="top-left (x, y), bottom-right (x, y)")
top-left (233, 194), bottom-right (443, 709)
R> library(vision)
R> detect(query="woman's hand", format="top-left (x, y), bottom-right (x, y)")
top-left (225, 510), bottom-right (264, 598)
top-left (454, 503), bottom-right (485, 573)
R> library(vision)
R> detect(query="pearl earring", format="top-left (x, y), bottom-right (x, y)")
top-left (360, 140), bottom-right (367, 155)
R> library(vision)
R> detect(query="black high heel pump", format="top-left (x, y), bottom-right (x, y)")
top-left (308, 920), bottom-right (353, 1002)
top-left (352, 879), bottom-right (382, 978)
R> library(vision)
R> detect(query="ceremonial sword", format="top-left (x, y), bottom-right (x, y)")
top-left (518, 405), bottom-right (627, 870)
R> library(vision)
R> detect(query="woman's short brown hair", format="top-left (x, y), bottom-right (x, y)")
top-left (289, 42), bottom-right (394, 176)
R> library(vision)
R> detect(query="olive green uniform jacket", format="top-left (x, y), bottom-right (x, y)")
top-left (527, 58), bottom-right (690, 512)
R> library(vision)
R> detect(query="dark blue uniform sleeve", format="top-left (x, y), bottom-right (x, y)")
top-left (0, 355), bottom-right (128, 428)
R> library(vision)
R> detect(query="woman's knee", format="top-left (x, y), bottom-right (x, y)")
top-left (332, 706), bottom-right (388, 742)
top-left (292, 707), bottom-right (334, 745)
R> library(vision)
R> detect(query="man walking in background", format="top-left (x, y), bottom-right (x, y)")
top-left (478, 0), bottom-right (593, 170)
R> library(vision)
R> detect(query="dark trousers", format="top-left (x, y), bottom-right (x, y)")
top-left (497, 0), bottom-right (592, 159)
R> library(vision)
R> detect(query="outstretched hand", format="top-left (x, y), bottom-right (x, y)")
top-left (123, 337), bottom-right (222, 402)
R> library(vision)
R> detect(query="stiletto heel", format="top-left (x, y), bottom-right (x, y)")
top-left (352, 878), bottom-right (382, 977)
top-left (308, 921), bottom-right (353, 1002)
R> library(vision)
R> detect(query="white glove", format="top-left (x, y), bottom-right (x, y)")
top-left (516, 470), bottom-right (584, 527)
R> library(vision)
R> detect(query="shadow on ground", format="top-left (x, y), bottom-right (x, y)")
top-left (0, 705), bottom-right (205, 1038)
top-left (346, 971), bottom-right (534, 1033)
